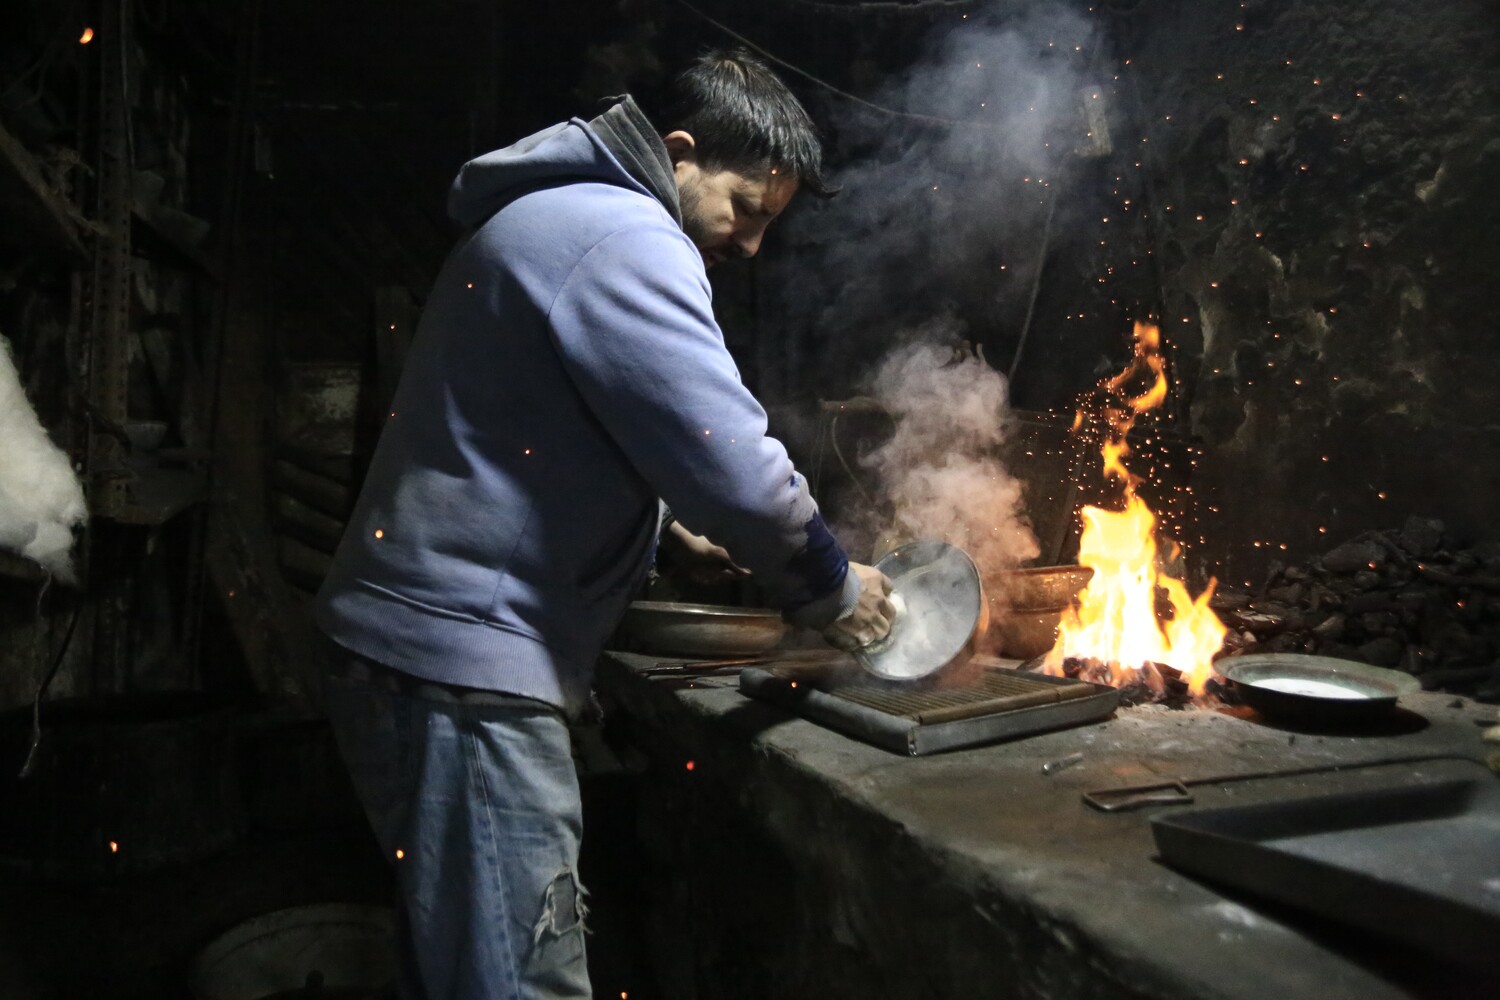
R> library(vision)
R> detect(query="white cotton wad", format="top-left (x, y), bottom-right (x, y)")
top-left (0, 336), bottom-right (86, 582)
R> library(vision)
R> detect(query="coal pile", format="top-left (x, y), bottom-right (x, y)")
top-left (1214, 517), bottom-right (1500, 702)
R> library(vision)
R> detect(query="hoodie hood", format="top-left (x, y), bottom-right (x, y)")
top-left (447, 95), bottom-right (681, 230)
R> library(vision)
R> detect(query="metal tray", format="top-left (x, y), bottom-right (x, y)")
top-left (1151, 762), bottom-right (1500, 967)
top-left (739, 665), bottom-right (1120, 756)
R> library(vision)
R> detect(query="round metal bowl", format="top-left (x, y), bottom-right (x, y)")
top-left (987, 565), bottom-right (1093, 659)
top-left (188, 903), bottom-right (395, 1000)
top-left (992, 565), bottom-right (1094, 610)
top-left (992, 608), bottom-right (1067, 660)
top-left (616, 600), bottom-right (788, 657)
top-left (857, 540), bottom-right (986, 682)
top-left (1219, 653), bottom-right (1421, 724)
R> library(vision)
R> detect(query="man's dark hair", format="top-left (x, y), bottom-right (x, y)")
top-left (657, 48), bottom-right (836, 198)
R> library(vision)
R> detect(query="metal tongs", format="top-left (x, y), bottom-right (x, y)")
top-left (1083, 780), bottom-right (1195, 812)
top-left (637, 656), bottom-right (777, 678)
top-left (637, 650), bottom-right (850, 679)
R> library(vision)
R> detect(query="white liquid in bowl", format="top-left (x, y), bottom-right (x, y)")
top-left (1251, 677), bottom-right (1371, 700)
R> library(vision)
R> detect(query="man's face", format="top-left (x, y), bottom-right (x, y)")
top-left (665, 131), bottom-right (799, 269)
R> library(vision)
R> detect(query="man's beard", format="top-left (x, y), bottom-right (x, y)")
top-left (677, 179), bottom-right (715, 254)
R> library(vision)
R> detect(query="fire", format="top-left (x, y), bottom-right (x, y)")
top-left (1041, 321), bottom-right (1226, 698)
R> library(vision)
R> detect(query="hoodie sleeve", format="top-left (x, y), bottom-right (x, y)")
top-left (546, 223), bottom-right (858, 627)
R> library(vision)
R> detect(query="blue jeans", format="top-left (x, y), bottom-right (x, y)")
top-left (324, 659), bottom-right (592, 1000)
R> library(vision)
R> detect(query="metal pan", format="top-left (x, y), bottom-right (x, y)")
top-left (1218, 653), bottom-right (1420, 724)
top-left (615, 601), bottom-right (788, 657)
top-left (856, 540), bottom-right (987, 682)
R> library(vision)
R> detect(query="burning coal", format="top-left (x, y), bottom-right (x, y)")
top-left (1040, 322), bottom-right (1227, 699)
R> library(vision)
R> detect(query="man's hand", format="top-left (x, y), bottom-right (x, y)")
top-left (822, 562), bottom-right (897, 650)
top-left (664, 520), bottom-right (750, 584)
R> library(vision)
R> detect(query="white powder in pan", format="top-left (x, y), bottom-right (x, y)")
top-left (1252, 678), bottom-right (1369, 700)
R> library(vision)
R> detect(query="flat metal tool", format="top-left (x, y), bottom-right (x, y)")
top-left (1082, 752), bottom-right (1486, 813)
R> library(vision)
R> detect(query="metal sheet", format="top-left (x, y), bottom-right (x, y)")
top-left (908, 688), bottom-right (1121, 756)
top-left (87, 0), bottom-right (135, 521)
top-left (1151, 760), bottom-right (1500, 968)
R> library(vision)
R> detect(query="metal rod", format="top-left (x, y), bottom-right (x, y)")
top-left (1042, 751), bottom-right (1086, 775)
top-left (1007, 182), bottom-right (1058, 386)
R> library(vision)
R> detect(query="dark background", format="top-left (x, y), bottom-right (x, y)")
top-left (1, 1), bottom-right (1499, 996)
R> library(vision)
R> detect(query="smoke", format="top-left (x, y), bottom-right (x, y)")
top-left (778, 8), bottom-right (1102, 580)
top-left (0, 336), bottom-right (86, 583)
top-left (856, 327), bottom-right (1039, 579)
top-left (766, 4), bottom-right (1103, 392)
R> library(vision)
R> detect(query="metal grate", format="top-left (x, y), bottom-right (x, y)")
top-left (740, 663), bottom-right (1121, 755)
top-left (827, 668), bottom-right (1095, 725)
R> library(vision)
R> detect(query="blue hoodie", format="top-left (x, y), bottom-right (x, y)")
top-left (314, 102), bottom-right (857, 715)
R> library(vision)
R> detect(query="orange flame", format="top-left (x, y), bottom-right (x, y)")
top-left (1043, 322), bottom-right (1226, 697)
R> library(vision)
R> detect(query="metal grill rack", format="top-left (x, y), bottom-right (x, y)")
top-left (740, 664), bottom-right (1120, 756)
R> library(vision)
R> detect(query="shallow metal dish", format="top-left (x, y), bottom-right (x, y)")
top-left (1219, 653), bottom-right (1421, 723)
top-left (189, 903), bottom-right (396, 1000)
top-left (858, 540), bottom-right (986, 682)
top-left (616, 601), bottom-right (788, 657)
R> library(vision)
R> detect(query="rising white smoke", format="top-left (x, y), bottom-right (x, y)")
top-left (859, 331), bottom-right (1039, 581)
top-left (764, 5), bottom-right (1101, 395)
top-left (0, 336), bottom-right (86, 582)
top-left (765, 7), bottom-right (1099, 580)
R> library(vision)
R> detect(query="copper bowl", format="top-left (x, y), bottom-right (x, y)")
top-left (988, 565), bottom-right (1093, 659)
top-left (615, 601), bottom-right (788, 657)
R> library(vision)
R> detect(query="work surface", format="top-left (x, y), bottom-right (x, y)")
top-left (598, 650), bottom-right (1498, 1000)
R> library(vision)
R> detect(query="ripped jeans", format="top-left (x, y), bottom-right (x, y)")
top-left (324, 656), bottom-right (592, 1000)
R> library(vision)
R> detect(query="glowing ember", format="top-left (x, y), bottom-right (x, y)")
top-left (1041, 321), bottom-right (1226, 699)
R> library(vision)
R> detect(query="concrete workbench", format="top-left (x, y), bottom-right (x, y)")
top-left (595, 650), bottom-right (1499, 1000)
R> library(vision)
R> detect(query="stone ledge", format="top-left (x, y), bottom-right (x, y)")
top-left (598, 651), bottom-right (1497, 1000)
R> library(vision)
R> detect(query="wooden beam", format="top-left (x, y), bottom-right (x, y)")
top-left (0, 121), bottom-right (88, 265)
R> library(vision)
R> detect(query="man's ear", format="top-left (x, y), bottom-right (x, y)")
top-left (662, 130), bottom-right (697, 167)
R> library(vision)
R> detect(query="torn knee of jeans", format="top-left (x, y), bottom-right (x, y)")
top-left (533, 866), bottom-right (590, 945)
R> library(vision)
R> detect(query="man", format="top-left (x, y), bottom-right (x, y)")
top-left (316, 49), bottom-right (895, 999)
